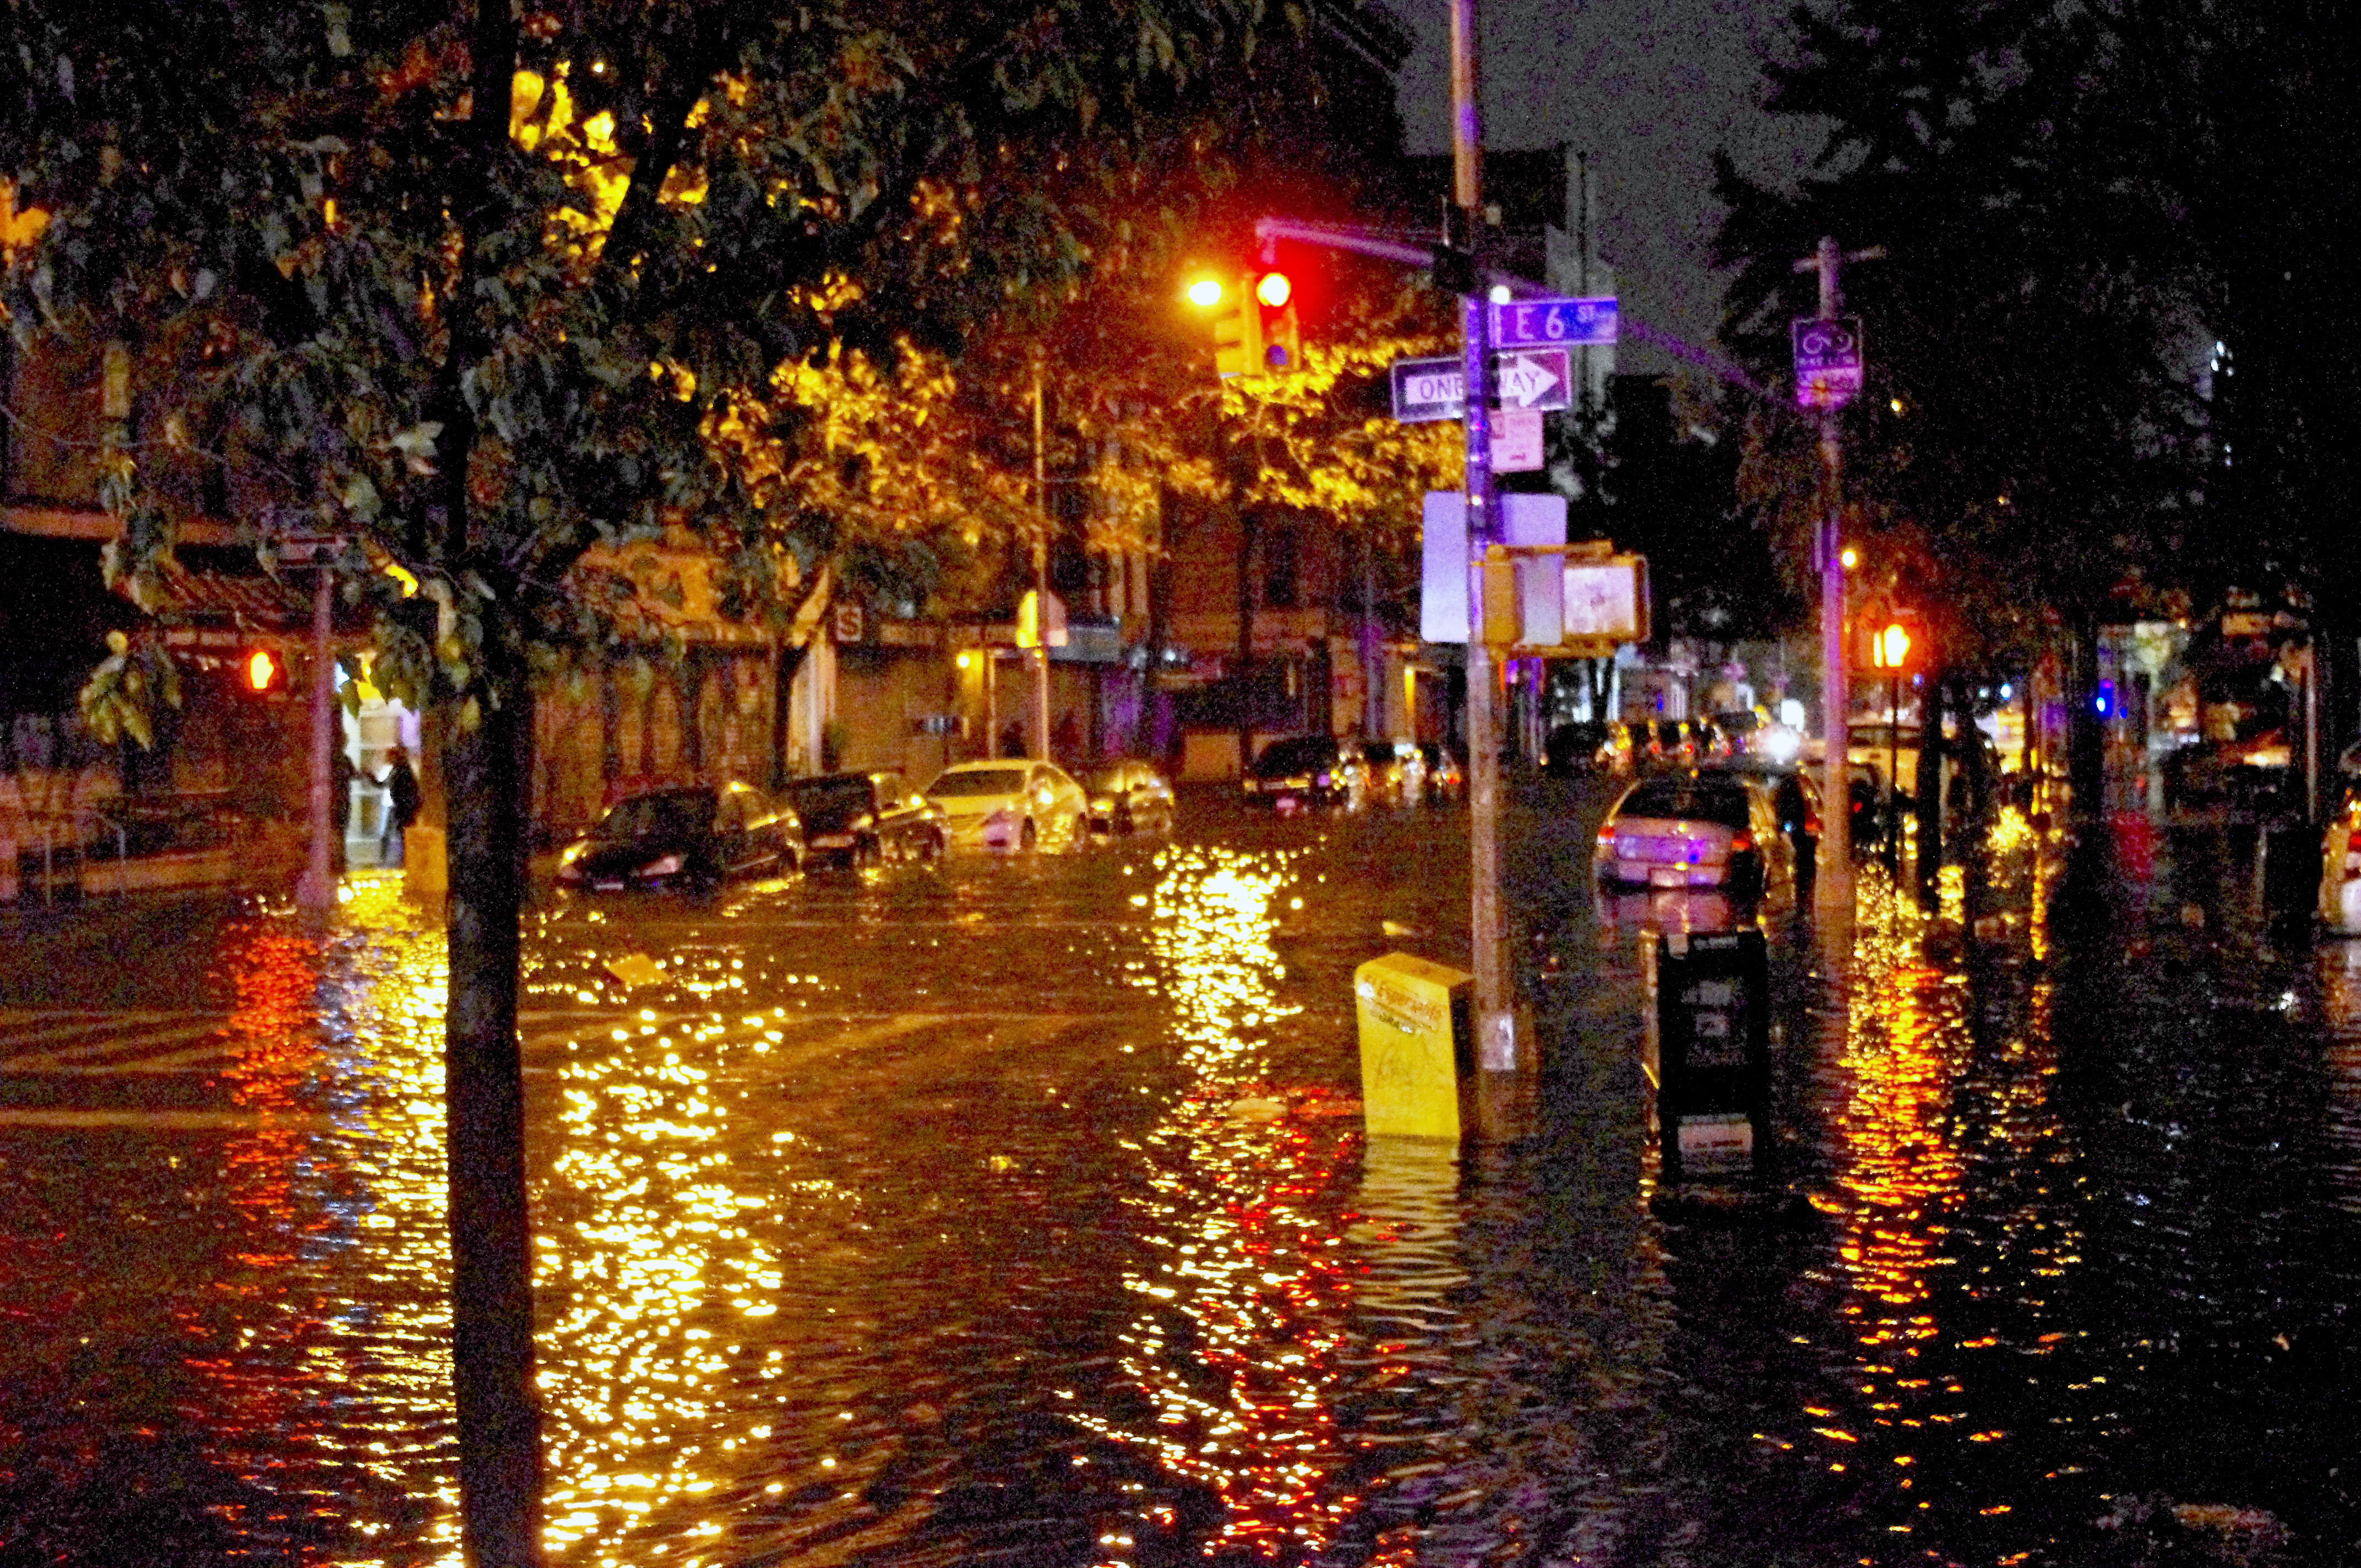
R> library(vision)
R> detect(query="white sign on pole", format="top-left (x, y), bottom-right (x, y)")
top-left (1419, 492), bottom-right (1569, 644)
top-left (1491, 406), bottom-right (1544, 472)
top-left (1504, 492), bottom-right (1566, 643)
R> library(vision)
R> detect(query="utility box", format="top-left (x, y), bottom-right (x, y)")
top-left (1355, 952), bottom-right (1475, 1141)
top-left (1645, 929), bottom-right (1772, 1185)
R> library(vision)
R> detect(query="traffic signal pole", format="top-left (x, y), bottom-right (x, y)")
top-left (1451, 0), bottom-right (1516, 1078)
top-left (295, 562), bottom-right (337, 913)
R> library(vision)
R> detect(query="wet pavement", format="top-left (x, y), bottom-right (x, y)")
top-left (2, 782), bottom-right (2357, 1566)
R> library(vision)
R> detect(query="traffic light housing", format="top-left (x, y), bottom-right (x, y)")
top-left (1204, 278), bottom-right (1263, 381)
top-left (1254, 270), bottom-right (1299, 373)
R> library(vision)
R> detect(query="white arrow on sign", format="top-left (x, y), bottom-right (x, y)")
top-left (1495, 353), bottom-right (1564, 410)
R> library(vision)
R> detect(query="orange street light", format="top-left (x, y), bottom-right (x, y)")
top-left (1840, 546), bottom-right (1859, 570)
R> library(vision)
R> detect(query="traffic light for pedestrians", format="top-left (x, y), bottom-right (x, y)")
top-left (1854, 611), bottom-right (1923, 675)
top-left (244, 647), bottom-right (282, 693)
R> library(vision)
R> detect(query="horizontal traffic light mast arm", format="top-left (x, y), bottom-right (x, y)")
top-left (1248, 216), bottom-right (1766, 397)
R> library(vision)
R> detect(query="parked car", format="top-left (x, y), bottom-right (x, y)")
top-left (1418, 741), bottom-right (1465, 802)
top-left (785, 770), bottom-right (948, 868)
top-left (1358, 739), bottom-right (1428, 804)
top-left (1593, 767), bottom-right (1797, 901)
top-left (1244, 735), bottom-right (1365, 810)
top-left (1725, 761), bottom-right (1824, 889)
top-left (2321, 782), bottom-right (2361, 933)
top-left (924, 759), bottom-right (1089, 851)
top-left (1545, 720), bottom-right (1629, 775)
top-left (1083, 760), bottom-right (1176, 835)
top-left (556, 781), bottom-right (801, 892)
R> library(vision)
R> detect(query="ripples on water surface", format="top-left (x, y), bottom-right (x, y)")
top-left (0, 798), bottom-right (2355, 1566)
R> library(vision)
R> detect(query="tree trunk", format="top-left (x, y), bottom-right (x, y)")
top-left (443, 663), bottom-right (546, 1568)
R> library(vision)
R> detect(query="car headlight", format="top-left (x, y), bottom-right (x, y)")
top-left (639, 854), bottom-right (684, 877)
top-left (1089, 796), bottom-right (1113, 813)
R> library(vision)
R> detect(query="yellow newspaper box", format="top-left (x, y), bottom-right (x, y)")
top-left (1355, 952), bottom-right (1475, 1141)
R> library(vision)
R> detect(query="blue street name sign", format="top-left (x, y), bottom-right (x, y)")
top-left (1488, 296), bottom-right (1618, 349)
top-left (1792, 317), bottom-right (1864, 409)
top-left (1389, 347), bottom-right (1573, 423)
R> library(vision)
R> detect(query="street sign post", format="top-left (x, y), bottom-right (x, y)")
top-left (1390, 347), bottom-right (1572, 422)
top-left (1488, 296), bottom-right (1618, 349)
top-left (1791, 317), bottom-right (1864, 409)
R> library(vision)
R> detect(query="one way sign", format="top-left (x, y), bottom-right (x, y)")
top-left (1389, 347), bottom-right (1573, 423)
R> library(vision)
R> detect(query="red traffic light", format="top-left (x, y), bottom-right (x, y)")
top-left (1255, 270), bottom-right (1291, 308)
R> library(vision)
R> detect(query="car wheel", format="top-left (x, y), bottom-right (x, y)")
top-left (924, 829), bottom-right (946, 862)
top-left (1020, 818), bottom-right (1037, 851)
top-left (856, 837), bottom-right (880, 868)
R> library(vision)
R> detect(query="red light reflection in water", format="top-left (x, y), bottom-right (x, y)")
top-left (1074, 848), bottom-right (1366, 1564)
top-left (173, 915), bottom-right (338, 1515)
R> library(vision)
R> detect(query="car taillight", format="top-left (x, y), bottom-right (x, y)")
top-left (1597, 823), bottom-right (1618, 844)
top-left (1729, 831), bottom-right (1754, 853)
top-left (1804, 813), bottom-right (1821, 836)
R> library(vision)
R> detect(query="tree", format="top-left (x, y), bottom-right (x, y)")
top-left (1712, 0), bottom-right (2206, 707)
top-left (2, 2), bottom-right (1333, 1559)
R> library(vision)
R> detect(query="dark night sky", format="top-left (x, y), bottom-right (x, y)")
top-left (1391, 0), bottom-right (1829, 383)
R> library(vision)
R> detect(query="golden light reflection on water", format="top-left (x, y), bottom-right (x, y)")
top-left (1076, 846), bottom-right (1365, 1563)
top-left (533, 1004), bottom-right (791, 1563)
top-left (319, 873), bottom-right (465, 1565)
top-left (1807, 858), bottom-right (2080, 1540)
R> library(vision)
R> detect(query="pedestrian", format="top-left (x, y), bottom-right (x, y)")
top-left (330, 741), bottom-right (355, 875)
top-left (1053, 707), bottom-right (1081, 760)
top-left (379, 743), bottom-right (420, 867)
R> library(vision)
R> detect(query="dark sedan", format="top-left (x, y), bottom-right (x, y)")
top-left (1243, 735), bottom-right (1364, 810)
top-left (556, 782), bottom-right (801, 891)
top-left (785, 770), bottom-right (948, 868)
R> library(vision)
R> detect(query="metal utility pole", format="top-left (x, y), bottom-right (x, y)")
top-left (1032, 359), bottom-right (1053, 760)
top-left (1792, 236), bottom-right (1882, 904)
top-left (1452, 0), bottom-right (1515, 1074)
top-left (294, 562), bottom-right (338, 911)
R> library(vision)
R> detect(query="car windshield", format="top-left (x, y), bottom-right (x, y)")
top-left (1615, 777), bottom-right (1751, 831)
top-left (1084, 767), bottom-right (1128, 793)
top-left (1254, 738), bottom-right (1335, 775)
top-left (927, 767), bottom-right (1027, 798)
top-left (592, 791), bottom-right (713, 841)
top-left (786, 776), bottom-right (873, 818)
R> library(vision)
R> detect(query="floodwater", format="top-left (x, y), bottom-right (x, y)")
top-left (1, 785), bottom-right (2355, 1566)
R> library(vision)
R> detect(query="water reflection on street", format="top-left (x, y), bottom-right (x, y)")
top-left (2, 790), bottom-right (2357, 1565)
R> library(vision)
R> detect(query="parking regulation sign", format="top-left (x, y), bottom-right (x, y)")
top-left (1792, 317), bottom-right (1864, 409)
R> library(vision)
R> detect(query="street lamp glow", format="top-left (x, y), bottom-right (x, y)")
top-left (1185, 277), bottom-right (1223, 308)
top-left (1488, 282), bottom-right (1513, 304)
top-left (1840, 546), bottom-right (1858, 570)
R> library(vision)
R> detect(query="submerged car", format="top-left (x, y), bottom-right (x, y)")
top-left (556, 781), bottom-right (801, 891)
top-left (1084, 760), bottom-right (1176, 835)
top-left (1593, 768), bottom-right (1794, 901)
top-left (924, 759), bottom-right (1089, 851)
top-left (1417, 741), bottom-right (1465, 802)
top-left (1358, 739), bottom-right (1428, 804)
top-left (1243, 735), bottom-right (1364, 810)
top-left (785, 770), bottom-right (948, 868)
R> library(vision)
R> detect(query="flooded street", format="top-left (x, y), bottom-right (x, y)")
top-left (3, 787), bottom-right (2357, 1566)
